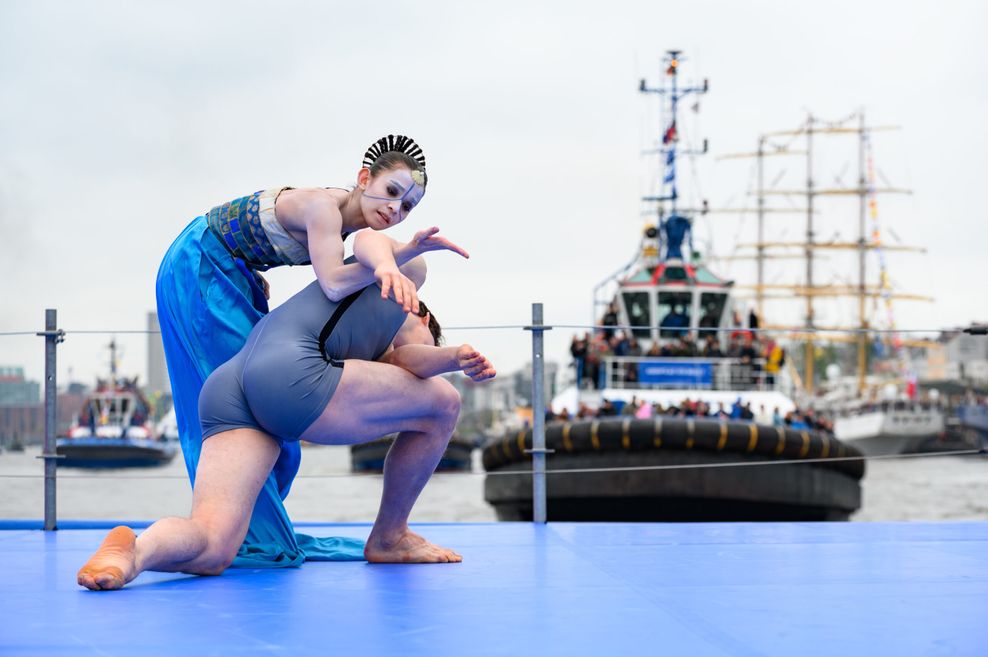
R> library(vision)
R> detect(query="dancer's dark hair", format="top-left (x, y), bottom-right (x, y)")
top-left (416, 300), bottom-right (442, 346)
top-left (362, 134), bottom-right (428, 186)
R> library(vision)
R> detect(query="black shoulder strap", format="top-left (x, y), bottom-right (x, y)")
top-left (318, 290), bottom-right (363, 361)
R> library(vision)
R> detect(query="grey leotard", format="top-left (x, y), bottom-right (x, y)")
top-left (199, 280), bottom-right (406, 444)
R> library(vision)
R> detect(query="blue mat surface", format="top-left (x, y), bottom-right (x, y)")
top-left (2, 521), bottom-right (987, 656)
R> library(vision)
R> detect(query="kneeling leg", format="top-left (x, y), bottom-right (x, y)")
top-left (77, 428), bottom-right (280, 589)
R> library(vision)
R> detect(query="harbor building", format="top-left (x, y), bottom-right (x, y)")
top-left (0, 366), bottom-right (40, 406)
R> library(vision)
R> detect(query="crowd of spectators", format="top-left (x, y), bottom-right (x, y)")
top-left (558, 302), bottom-right (833, 429)
top-left (548, 396), bottom-right (834, 433)
top-left (569, 304), bottom-right (785, 390)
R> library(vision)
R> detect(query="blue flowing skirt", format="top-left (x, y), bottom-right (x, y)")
top-left (155, 216), bottom-right (364, 566)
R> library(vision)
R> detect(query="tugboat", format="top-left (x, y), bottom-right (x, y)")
top-left (56, 340), bottom-right (177, 468)
top-left (483, 51), bottom-right (864, 521)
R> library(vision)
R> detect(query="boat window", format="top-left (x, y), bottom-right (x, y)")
top-left (699, 293), bottom-right (727, 330)
top-left (621, 292), bottom-right (652, 339)
top-left (658, 291), bottom-right (692, 337)
top-left (662, 266), bottom-right (687, 282)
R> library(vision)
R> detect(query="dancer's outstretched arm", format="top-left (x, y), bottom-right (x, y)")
top-left (380, 344), bottom-right (496, 381)
top-left (305, 203), bottom-right (415, 302)
top-left (310, 208), bottom-right (468, 308)
top-left (352, 228), bottom-right (469, 312)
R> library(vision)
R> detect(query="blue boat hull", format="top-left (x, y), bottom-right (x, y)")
top-left (55, 437), bottom-right (178, 468)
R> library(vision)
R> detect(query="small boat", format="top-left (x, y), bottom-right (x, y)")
top-left (833, 399), bottom-right (945, 456)
top-left (350, 434), bottom-right (474, 473)
top-left (56, 341), bottom-right (177, 468)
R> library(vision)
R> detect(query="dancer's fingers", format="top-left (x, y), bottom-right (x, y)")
top-left (391, 275), bottom-right (404, 307)
top-left (464, 365), bottom-right (485, 377)
top-left (412, 226), bottom-right (439, 246)
top-left (464, 357), bottom-right (491, 374)
top-left (380, 274), bottom-right (392, 301)
top-left (438, 237), bottom-right (470, 258)
top-left (400, 277), bottom-right (414, 313)
top-left (470, 368), bottom-right (496, 382)
top-left (408, 283), bottom-right (420, 315)
top-left (463, 355), bottom-right (488, 370)
top-left (257, 272), bottom-right (271, 299)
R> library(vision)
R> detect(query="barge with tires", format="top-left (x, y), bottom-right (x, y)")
top-left (483, 417), bottom-right (863, 521)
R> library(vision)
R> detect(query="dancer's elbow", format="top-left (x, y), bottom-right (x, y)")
top-left (318, 280), bottom-right (346, 302)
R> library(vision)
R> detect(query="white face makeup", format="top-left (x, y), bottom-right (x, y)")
top-left (362, 168), bottom-right (425, 228)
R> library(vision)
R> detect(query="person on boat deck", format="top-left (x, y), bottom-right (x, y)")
top-left (660, 304), bottom-right (689, 337)
top-left (155, 134), bottom-right (469, 567)
top-left (600, 302), bottom-right (620, 339)
top-left (77, 260), bottom-right (497, 590)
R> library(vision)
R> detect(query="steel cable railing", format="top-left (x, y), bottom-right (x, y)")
top-left (1, 307), bottom-right (985, 526)
top-left (0, 447), bottom-right (983, 481)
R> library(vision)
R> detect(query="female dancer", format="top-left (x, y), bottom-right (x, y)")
top-left (78, 265), bottom-right (496, 590)
top-left (156, 135), bottom-right (467, 565)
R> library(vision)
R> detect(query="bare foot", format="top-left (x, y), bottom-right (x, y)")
top-left (364, 528), bottom-right (462, 564)
top-left (77, 526), bottom-right (137, 590)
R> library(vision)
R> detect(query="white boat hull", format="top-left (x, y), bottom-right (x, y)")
top-left (834, 409), bottom-right (944, 456)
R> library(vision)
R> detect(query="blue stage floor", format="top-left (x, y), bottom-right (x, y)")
top-left (2, 521), bottom-right (987, 656)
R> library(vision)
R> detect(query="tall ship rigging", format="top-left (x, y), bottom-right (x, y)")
top-left (716, 109), bottom-right (943, 455)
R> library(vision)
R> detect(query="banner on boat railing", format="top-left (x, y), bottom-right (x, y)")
top-left (637, 360), bottom-right (713, 386)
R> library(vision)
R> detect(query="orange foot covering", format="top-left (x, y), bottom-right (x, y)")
top-left (76, 526), bottom-right (136, 591)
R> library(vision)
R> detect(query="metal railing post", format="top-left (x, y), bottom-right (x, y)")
top-left (525, 303), bottom-right (552, 523)
top-left (37, 309), bottom-right (64, 531)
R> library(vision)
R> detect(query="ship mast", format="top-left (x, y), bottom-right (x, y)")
top-left (805, 114), bottom-right (817, 391)
top-left (109, 337), bottom-right (118, 379)
top-left (715, 140), bottom-right (807, 320)
top-left (856, 111), bottom-right (868, 394)
top-left (588, 50), bottom-right (709, 324)
top-left (727, 113), bottom-right (924, 395)
top-left (639, 50), bottom-right (708, 235)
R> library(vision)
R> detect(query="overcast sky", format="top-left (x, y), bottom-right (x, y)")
top-left (1, 0), bottom-right (985, 387)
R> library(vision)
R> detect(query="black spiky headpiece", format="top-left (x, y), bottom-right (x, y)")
top-left (362, 134), bottom-right (427, 170)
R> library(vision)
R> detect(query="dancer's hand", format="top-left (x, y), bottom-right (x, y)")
top-left (408, 227), bottom-right (469, 259)
top-left (375, 264), bottom-right (419, 314)
top-left (455, 345), bottom-right (496, 382)
top-left (256, 272), bottom-right (270, 299)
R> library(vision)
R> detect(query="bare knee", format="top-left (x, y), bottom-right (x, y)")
top-left (183, 517), bottom-right (242, 576)
top-left (427, 378), bottom-right (461, 427)
top-left (192, 539), bottom-right (239, 576)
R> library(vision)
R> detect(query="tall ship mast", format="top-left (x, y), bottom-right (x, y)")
top-left (714, 112), bottom-right (944, 456)
top-left (720, 112), bottom-right (931, 397)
